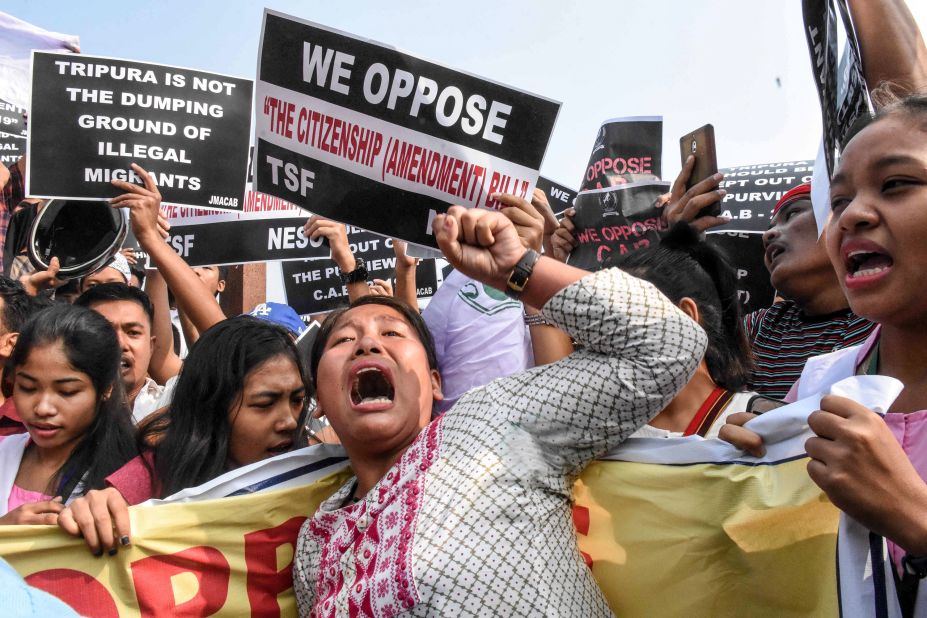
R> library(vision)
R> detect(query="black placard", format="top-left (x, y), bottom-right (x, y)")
top-left (713, 160), bottom-right (815, 233)
top-left (565, 181), bottom-right (669, 271)
top-left (536, 176), bottom-right (577, 215)
top-left (802, 0), bottom-right (869, 176)
top-left (0, 132), bottom-right (25, 167)
top-left (253, 10), bottom-right (560, 249)
top-left (579, 116), bottom-right (662, 191)
top-left (281, 230), bottom-right (439, 315)
top-left (0, 100), bottom-right (27, 138)
top-left (27, 52), bottom-right (253, 210)
top-left (705, 232), bottom-right (776, 314)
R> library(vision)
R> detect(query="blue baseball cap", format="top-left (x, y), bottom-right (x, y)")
top-left (247, 302), bottom-right (307, 337)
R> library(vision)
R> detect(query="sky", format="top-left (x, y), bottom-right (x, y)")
top-left (7, 0), bottom-right (927, 190)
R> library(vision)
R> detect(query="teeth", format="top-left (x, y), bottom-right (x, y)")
top-left (850, 266), bottom-right (888, 278)
top-left (360, 397), bottom-right (392, 404)
top-left (847, 250), bottom-right (871, 258)
top-left (357, 367), bottom-right (380, 374)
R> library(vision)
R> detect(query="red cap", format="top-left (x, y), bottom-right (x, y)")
top-left (772, 182), bottom-right (811, 218)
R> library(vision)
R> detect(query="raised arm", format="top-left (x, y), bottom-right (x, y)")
top-left (303, 216), bottom-right (370, 302)
top-left (110, 164), bottom-right (225, 334)
top-left (502, 193), bottom-right (575, 365)
top-left (847, 0), bottom-right (927, 97)
top-left (435, 204), bottom-right (707, 475)
top-left (144, 269), bottom-right (182, 384)
top-left (391, 239), bottom-right (419, 309)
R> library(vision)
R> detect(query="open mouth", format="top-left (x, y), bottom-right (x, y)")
top-left (120, 356), bottom-right (133, 373)
top-left (764, 243), bottom-right (786, 266)
top-left (845, 249), bottom-right (894, 279)
top-left (350, 366), bottom-right (395, 407)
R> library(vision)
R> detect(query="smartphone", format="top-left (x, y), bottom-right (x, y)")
top-left (679, 124), bottom-right (720, 217)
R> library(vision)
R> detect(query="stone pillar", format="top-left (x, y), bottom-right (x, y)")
top-left (219, 263), bottom-right (266, 316)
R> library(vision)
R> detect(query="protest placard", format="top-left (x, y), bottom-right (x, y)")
top-left (1, 447), bottom-right (352, 617)
top-left (802, 0), bottom-right (869, 177)
top-left (704, 232), bottom-right (777, 314)
top-left (0, 99), bottom-right (27, 137)
top-left (536, 175), bottom-right (577, 215)
top-left (147, 190), bottom-right (311, 266)
top-left (253, 10), bottom-right (560, 249)
top-left (700, 159), bottom-right (813, 313)
top-left (579, 116), bottom-right (662, 192)
top-left (0, 131), bottom-right (25, 166)
top-left (281, 228), bottom-right (439, 315)
top-left (27, 52), bottom-right (253, 210)
top-left (565, 180), bottom-right (669, 271)
top-left (713, 160), bottom-right (814, 233)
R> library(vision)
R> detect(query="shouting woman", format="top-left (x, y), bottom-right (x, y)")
top-left (295, 199), bottom-right (707, 616)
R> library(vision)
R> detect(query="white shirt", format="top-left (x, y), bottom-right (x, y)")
top-left (131, 377), bottom-right (165, 424)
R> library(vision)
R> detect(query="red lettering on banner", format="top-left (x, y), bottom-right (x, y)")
top-left (131, 545), bottom-right (231, 616)
top-left (244, 516), bottom-right (307, 615)
top-left (587, 156), bottom-right (653, 181)
top-left (25, 569), bottom-right (119, 617)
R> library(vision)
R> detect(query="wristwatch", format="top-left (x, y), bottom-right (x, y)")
top-left (339, 258), bottom-right (368, 285)
top-left (505, 249), bottom-right (541, 299)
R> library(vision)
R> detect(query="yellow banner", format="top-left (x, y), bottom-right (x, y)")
top-left (0, 458), bottom-right (840, 617)
top-left (574, 458), bottom-right (840, 617)
top-left (0, 468), bottom-right (351, 617)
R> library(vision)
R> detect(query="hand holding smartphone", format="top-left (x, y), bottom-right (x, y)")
top-left (678, 124), bottom-right (720, 217)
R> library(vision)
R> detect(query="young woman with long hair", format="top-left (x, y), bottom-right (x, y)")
top-left (57, 316), bottom-right (309, 553)
top-left (0, 304), bottom-right (136, 530)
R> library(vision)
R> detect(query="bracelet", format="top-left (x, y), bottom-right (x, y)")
top-left (523, 311), bottom-right (554, 327)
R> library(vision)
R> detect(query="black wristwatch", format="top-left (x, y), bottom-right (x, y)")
top-left (339, 258), bottom-right (368, 285)
top-left (505, 249), bottom-right (541, 299)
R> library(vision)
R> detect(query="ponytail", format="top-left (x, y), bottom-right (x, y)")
top-left (605, 223), bottom-right (753, 390)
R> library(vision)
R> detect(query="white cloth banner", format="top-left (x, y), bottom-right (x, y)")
top-left (0, 12), bottom-right (79, 109)
top-left (144, 443), bottom-right (350, 505)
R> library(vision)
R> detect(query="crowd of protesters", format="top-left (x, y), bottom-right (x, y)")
top-left (1, 1), bottom-right (927, 616)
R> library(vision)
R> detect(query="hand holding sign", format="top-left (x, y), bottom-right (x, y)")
top-left (111, 164), bottom-right (170, 243)
top-left (660, 155), bottom-right (730, 233)
top-left (368, 278), bottom-right (394, 297)
top-left (551, 208), bottom-right (578, 263)
top-left (805, 395), bottom-right (927, 554)
top-left (58, 487), bottom-right (132, 557)
top-left (434, 201), bottom-right (524, 293)
top-left (0, 496), bottom-right (63, 526)
top-left (304, 215), bottom-right (355, 272)
top-left (392, 239), bottom-right (417, 271)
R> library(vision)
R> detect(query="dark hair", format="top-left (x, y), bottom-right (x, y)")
top-left (309, 295), bottom-right (438, 387)
top-left (217, 265), bottom-right (229, 281)
top-left (129, 265), bottom-right (147, 288)
top-left (605, 223), bottom-right (754, 390)
top-left (73, 282), bottom-right (155, 326)
top-left (141, 316), bottom-right (307, 497)
top-left (842, 93), bottom-right (927, 148)
top-left (0, 276), bottom-right (36, 334)
top-left (8, 304), bottom-right (136, 497)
